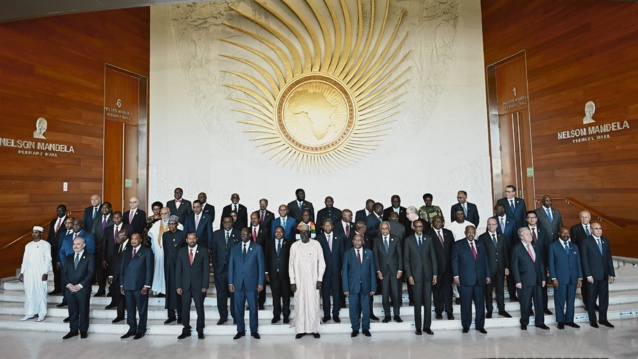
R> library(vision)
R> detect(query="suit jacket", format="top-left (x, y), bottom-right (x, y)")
top-left (47, 216), bottom-right (66, 251)
top-left (72, 230), bottom-right (95, 255)
top-left (248, 225), bottom-right (268, 249)
top-left (202, 203), bottom-right (216, 225)
top-left (287, 200), bottom-right (315, 223)
top-left (61, 252), bottom-right (95, 290)
top-left (496, 197), bottom-right (527, 229)
top-left (333, 220), bottom-right (356, 251)
top-left (210, 228), bottom-right (240, 276)
top-left (580, 235), bottom-right (615, 281)
top-left (527, 226), bottom-right (550, 264)
top-left (183, 212), bottom-right (214, 249)
top-left (510, 241), bottom-right (544, 287)
top-left (103, 223), bottom-right (133, 265)
top-left (492, 215), bottom-right (517, 252)
top-left (109, 239), bottom-right (129, 280)
top-left (342, 247), bottom-right (377, 294)
top-left (365, 213), bottom-right (383, 238)
top-left (383, 206), bottom-right (410, 229)
top-left (120, 245), bottom-right (154, 291)
top-left (316, 207), bottom-right (342, 233)
top-left (271, 216), bottom-right (297, 241)
top-left (427, 227), bottom-right (455, 277)
top-left (83, 204), bottom-right (102, 232)
top-left (569, 223), bottom-right (590, 247)
top-left (162, 229), bottom-right (187, 271)
top-left (452, 239), bottom-right (491, 287)
top-left (229, 242), bottom-right (265, 291)
top-left (266, 238), bottom-right (292, 280)
top-left (316, 232), bottom-right (344, 278)
top-left (479, 231), bottom-right (509, 276)
top-left (91, 214), bottom-right (113, 249)
top-left (450, 202), bottom-right (480, 227)
top-left (123, 209), bottom-right (147, 235)
top-left (175, 245), bottom-right (210, 292)
top-left (373, 234), bottom-right (403, 275)
top-left (221, 203), bottom-right (248, 229)
top-left (548, 240), bottom-right (582, 285)
top-left (535, 206), bottom-right (563, 242)
top-left (388, 220), bottom-right (406, 243)
top-left (403, 233), bottom-right (437, 284)
top-left (167, 199), bottom-right (193, 225)
top-left (255, 210), bottom-right (275, 235)
top-left (354, 209), bottom-right (370, 224)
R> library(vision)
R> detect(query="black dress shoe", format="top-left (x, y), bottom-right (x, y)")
top-left (133, 333), bottom-right (145, 340)
top-left (164, 318), bottom-right (176, 324)
top-left (362, 330), bottom-right (371, 337)
top-left (295, 333), bottom-right (305, 339)
top-left (510, 297), bottom-right (519, 302)
top-left (63, 317), bottom-right (70, 323)
top-left (566, 322), bottom-right (580, 328)
top-left (80, 332), bottom-right (88, 339)
top-left (198, 333), bottom-right (205, 339)
top-left (105, 303), bottom-right (117, 310)
top-left (424, 328), bottom-right (434, 335)
top-left (477, 328), bottom-right (487, 334)
top-left (447, 314), bottom-right (455, 320)
top-left (94, 291), bottom-right (106, 297)
top-left (370, 314), bottom-right (379, 321)
top-left (590, 322), bottom-right (599, 328)
top-left (520, 325), bottom-right (527, 330)
top-left (595, 304), bottom-right (600, 311)
top-left (322, 316), bottom-right (331, 323)
top-left (557, 323), bottom-right (564, 330)
top-left (544, 309), bottom-right (553, 315)
top-left (351, 330), bottom-right (359, 337)
top-left (252, 332), bottom-right (261, 339)
top-left (156, 293), bottom-right (166, 298)
top-left (283, 318), bottom-right (290, 324)
top-left (272, 317), bottom-right (280, 324)
top-left (535, 324), bottom-right (550, 330)
top-left (121, 332), bottom-right (135, 339)
top-left (409, 300), bottom-right (414, 306)
top-left (233, 332), bottom-right (245, 340)
top-left (498, 311), bottom-right (512, 318)
top-left (382, 317), bottom-right (391, 323)
top-left (62, 332), bottom-right (78, 340)
top-left (178, 333), bottom-right (191, 339)
top-left (112, 317), bottom-right (125, 323)
top-left (177, 319), bottom-right (182, 325)
top-left (462, 327), bottom-right (469, 333)
top-left (49, 290), bottom-right (62, 295)
top-left (259, 305), bottom-right (265, 310)
top-left (599, 321), bottom-right (614, 328)
top-left (435, 313), bottom-right (443, 320)
top-left (455, 298), bottom-right (461, 305)
top-left (486, 312), bottom-right (492, 319)
top-left (217, 318), bottom-right (227, 325)
top-left (313, 332), bottom-right (320, 338)
top-left (333, 316), bottom-right (341, 323)
top-left (415, 329), bottom-right (422, 335)
top-left (233, 319), bottom-right (237, 325)
top-left (529, 310), bottom-right (534, 316)
top-left (395, 316), bottom-right (403, 323)
top-left (56, 302), bottom-right (68, 308)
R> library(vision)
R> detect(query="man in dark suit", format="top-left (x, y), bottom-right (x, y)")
top-left (535, 195), bottom-right (563, 242)
top-left (82, 194), bottom-right (102, 233)
top-left (229, 228), bottom-right (265, 340)
top-left (287, 188), bottom-right (315, 223)
top-left (570, 210), bottom-right (592, 306)
top-left (365, 202), bottom-right (384, 239)
top-left (266, 226), bottom-right (293, 324)
top-left (47, 204), bottom-right (67, 295)
top-left (210, 216), bottom-right (240, 324)
top-left (183, 200), bottom-right (214, 250)
top-left (249, 211), bottom-right (268, 309)
top-left (549, 227), bottom-right (582, 329)
top-left (69, 219), bottom-right (95, 255)
top-left (220, 193), bottom-right (248, 229)
top-left (479, 217), bottom-right (511, 318)
top-left (387, 212), bottom-right (406, 244)
top-left (496, 185), bottom-right (527, 229)
top-left (450, 190), bottom-right (480, 227)
top-left (342, 233), bottom-right (377, 337)
top-left (107, 229), bottom-right (129, 323)
top-left (452, 226), bottom-right (490, 334)
top-left (404, 220), bottom-right (438, 335)
top-left (271, 205), bottom-right (297, 241)
top-left (580, 222), bottom-right (615, 328)
top-left (316, 196), bottom-right (342, 235)
top-left (427, 215), bottom-right (455, 320)
top-left (373, 221), bottom-right (403, 323)
top-left (120, 233), bottom-right (154, 339)
top-left (317, 218), bottom-right (344, 323)
top-left (92, 201), bottom-right (112, 297)
top-left (510, 227), bottom-right (549, 330)
top-left (163, 216), bottom-right (187, 324)
top-left (61, 237), bottom-right (95, 339)
top-left (102, 211), bottom-right (132, 309)
top-left (334, 209), bottom-right (355, 250)
top-left (492, 203), bottom-right (518, 301)
top-left (166, 187), bottom-right (193, 225)
top-left (256, 198), bottom-right (275, 234)
top-left (198, 192), bottom-right (215, 227)
top-left (355, 199), bottom-right (375, 223)
top-left (525, 210), bottom-right (552, 315)
top-left (382, 195), bottom-right (410, 230)
top-left (176, 232), bottom-right (209, 340)
top-left (123, 196), bottom-right (147, 235)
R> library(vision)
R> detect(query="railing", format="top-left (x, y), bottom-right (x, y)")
top-left (614, 256), bottom-right (638, 266)
top-left (0, 209), bottom-right (83, 251)
top-left (534, 197), bottom-right (623, 230)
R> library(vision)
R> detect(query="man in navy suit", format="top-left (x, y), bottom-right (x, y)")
top-left (123, 196), bottom-right (147, 235)
top-left (492, 203), bottom-right (518, 301)
top-left (69, 219), bottom-right (95, 255)
top-left (266, 226), bottom-right (293, 323)
top-left (428, 215), bottom-right (455, 320)
top-left (496, 185), bottom-right (527, 229)
top-left (317, 218), bottom-right (343, 323)
top-left (48, 204), bottom-right (67, 295)
top-left (271, 205), bottom-right (297, 241)
top-left (355, 199), bottom-right (375, 223)
top-left (61, 237), bottom-right (95, 339)
top-left (198, 192), bottom-right (215, 226)
top-left (548, 227), bottom-right (582, 330)
top-left (229, 228), bottom-right (265, 340)
top-left (580, 222), bottom-right (615, 328)
top-left (210, 216), bottom-right (240, 324)
top-left (382, 195), bottom-right (410, 230)
top-left (525, 211), bottom-right (552, 315)
top-left (120, 233), bottom-right (154, 340)
top-left (287, 188), bottom-right (315, 223)
top-left (333, 209), bottom-right (355, 250)
top-left (365, 202), bottom-right (384, 239)
top-left (249, 211), bottom-right (268, 309)
top-left (221, 193), bottom-right (248, 230)
top-left (82, 194), bottom-right (102, 233)
top-left (184, 200), bottom-right (214, 249)
top-left (479, 217), bottom-right (511, 318)
top-left (373, 221), bottom-right (403, 323)
top-left (342, 234), bottom-right (376, 337)
top-left (510, 227), bottom-right (549, 330)
top-left (91, 202), bottom-right (112, 297)
top-left (452, 225), bottom-right (490, 334)
top-left (176, 232), bottom-right (209, 340)
top-left (450, 190), bottom-right (480, 227)
top-left (167, 187), bottom-right (193, 225)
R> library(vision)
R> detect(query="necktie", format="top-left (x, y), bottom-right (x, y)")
top-left (546, 208), bottom-right (553, 224)
top-left (114, 225), bottom-right (119, 243)
top-left (384, 236), bottom-right (389, 253)
top-left (55, 218), bottom-right (62, 233)
top-left (597, 238), bottom-right (603, 254)
top-left (282, 218), bottom-right (286, 228)
top-left (298, 202), bottom-right (302, 211)
top-left (509, 200), bottom-right (515, 210)
top-left (492, 233), bottom-right (497, 248)
top-left (243, 244), bottom-right (247, 258)
top-left (526, 244), bottom-right (534, 262)
top-left (417, 236), bottom-right (422, 252)
top-left (500, 217), bottom-right (505, 232)
top-left (195, 215), bottom-right (200, 230)
top-left (260, 211), bottom-right (265, 226)
top-left (462, 203), bottom-right (467, 217)
top-left (564, 242), bottom-right (570, 255)
top-left (225, 231), bottom-right (230, 244)
top-left (129, 210), bottom-right (135, 225)
top-left (93, 207), bottom-right (98, 219)
top-left (531, 228), bottom-right (537, 244)
top-left (189, 248), bottom-right (194, 265)
top-left (253, 227), bottom-right (257, 243)
top-left (328, 234), bottom-right (332, 251)
top-left (132, 248), bottom-right (136, 259)
top-left (73, 232), bottom-right (78, 240)
top-left (470, 242), bottom-right (477, 260)
top-left (345, 223), bottom-right (350, 238)
top-left (74, 253), bottom-right (80, 269)
top-left (277, 239), bottom-right (281, 256)
top-left (102, 216), bottom-right (107, 230)
top-left (585, 225), bottom-right (590, 236)
top-left (356, 249), bottom-right (361, 264)
top-left (233, 204), bottom-right (237, 212)
top-left (437, 230), bottom-right (444, 247)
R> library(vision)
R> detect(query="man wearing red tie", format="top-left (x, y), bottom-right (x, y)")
top-left (124, 197), bottom-right (147, 235)
top-left (176, 232), bottom-right (209, 339)
top-left (249, 212), bottom-right (268, 309)
top-left (342, 234), bottom-right (376, 337)
top-left (47, 204), bottom-right (67, 295)
top-left (120, 233), bottom-right (154, 340)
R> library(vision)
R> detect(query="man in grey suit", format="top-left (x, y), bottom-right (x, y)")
top-left (373, 221), bottom-right (403, 323)
top-left (535, 195), bottom-right (563, 242)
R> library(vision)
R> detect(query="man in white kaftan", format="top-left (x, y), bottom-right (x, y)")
top-left (148, 207), bottom-right (182, 295)
top-left (19, 226), bottom-right (52, 321)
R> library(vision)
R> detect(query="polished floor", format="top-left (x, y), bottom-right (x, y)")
top-left (3, 319), bottom-right (637, 359)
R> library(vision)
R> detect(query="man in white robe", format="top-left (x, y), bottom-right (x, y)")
top-left (148, 208), bottom-right (182, 295)
top-left (289, 223), bottom-right (325, 338)
top-left (19, 226), bottom-right (52, 321)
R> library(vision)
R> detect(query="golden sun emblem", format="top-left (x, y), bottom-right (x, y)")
top-left (222, 0), bottom-right (410, 172)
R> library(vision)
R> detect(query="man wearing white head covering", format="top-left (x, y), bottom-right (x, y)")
top-left (19, 226), bottom-right (52, 321)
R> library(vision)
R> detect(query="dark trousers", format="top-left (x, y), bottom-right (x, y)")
top-left (380, 271), bottom-right (400, 317)
top-left (214, 274), bottom-right (235, 319)
top-left (507, 272), bottom-right (517, 299)
top-left (270, 277), bottom-right (291, 319)
top-left (587, 279), bottom-right (609, 323)
top-left (181, 289), bottom-right (205, 334)
top-left (94, 250), bottom-right (106, 291)
top-left (322, 275), bottom-right (341, 318)
top-left (66, 287), bottom-right (90, 334)
top-left (52, 246), bottom-right (61, 293)
top-left (518, 284), bottom-right (544, 326)
top-left (112, 279), bottom-right (126, 318)
top-left (459, 284), bottom-right (485, 329)
top-left (234, 289), bottom-right (258, 333)
top-left (258, 287), bottom-right (266, 308)
top-left (554, 283), bottom-right (577, 323)
top-left (125, 289), bottom-right (149, 334)
top-left (484, 270), bottom-right (506, 313)
top-left (412, 281), bottom-right (433, 330)
top-left (348, 291), bottom-right (371, 331)
top-left (433, 273), bottom-right (453, 315)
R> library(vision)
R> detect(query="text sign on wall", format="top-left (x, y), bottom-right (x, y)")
top-left (105, 67), bottom-right (139, 124)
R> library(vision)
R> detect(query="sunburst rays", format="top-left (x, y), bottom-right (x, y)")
top-left (222, 0), bottom-right (410, 172)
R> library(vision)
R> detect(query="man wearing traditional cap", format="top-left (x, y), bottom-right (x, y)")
top-left (149, 207), bottom-right (182, 296)
top-left (163, 215), bottom-right (187, 324)
top-left (19, 226), bottom-right (52, 322)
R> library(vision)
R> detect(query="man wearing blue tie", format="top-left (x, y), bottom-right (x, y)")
top-left (580, 222), bottom-right (615, 328)
top-left (342, 234), bottom-right (376, 337)
top-left (548, 227), bottom-right (582, 330)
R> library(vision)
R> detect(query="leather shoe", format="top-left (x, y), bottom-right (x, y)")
top-left (94, 291), bottom-right (106, 297)
top-left (520, 325), bottom-right (527, 330)
top-left (283, 318), bottom-right (290, 324)
top-left (566, 322), bottom-right (580, 328)
top-left (120, 332), bottom-right (135, 339)
top-left (477, 328), bottom-right (487, 334)
top-left (535, 324), bottom-right (550, 330)
top-left (233, 319), bottom-right (237, 324)
top-left (333, 316), bottom-right (341, 323)
top-left (56, 302), bottom-right (67, 308)
top-left (395, 316), bottom-right (403, 323)
top-left (217, 318), bottom-right (227, 325)
top-left (498, 311), bottom-right (512, 318)
top-left (112, 317), bottom-right (124, 323)
top-left (362, 330), bottom-right (371, 337)
top-left (370, 314), bottom-right (379, 321)
top-left (424, 328), bottom-right (434, 335)
top-left (414, 329), bottom-right (422, 335)
top-left (485, 312), bottom-right (492, 319)
top-left (63, 317), bottom-right (70, 323)
top-left (259, 305), bottom-right (265, 310)
top-left (510, 296), bottom-right (519, 302)
top-left (599, 321), bottom-right (614, 328)
top-left (462, 327), bottom-right (469, 333)
top-left (164, 318), bottom-right (176, 324)
top-left (233, 332), bottom-right (245, 340)
top-left (544, 309), bottom-right (553, 315)
top-left (177, 319), bottom-right (182, 325)
top-left (322, 316), bottom-right (331, 323)
top-left (178, 332), bottom-right (191, 339)
top-left (295, 333), bottom-right (305, 339)
top-left (529, 310), bottom-right (534, 316)
top-left (557, 323), bottom-right (564, 330)
top-left (198, 333), bottom-right (205, 340)
top-left (351, 330), bottom-right (359, 337)
top-left (271, 317), bottom-right (280, 324)
top-left (382, 317), bottom-right (391, 323)
top-left (455, 298), bottom-right (461, 305)
top-left (435, 313), bottom-right (443, 320)
top-left (313, 332), bottom-right (320, 338)
top-left (62, 332), bottom-right (78, 340)
top-left (133, 333), bottom-right (145, 340)
top-left (447, 314), bottom-right (455, 320)
top-left (252, 332), bottom-right (261, 339)
top-left (80, 333), bottom-right (88, 339)
top-left (105, 303), bottom-right (117, 310)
